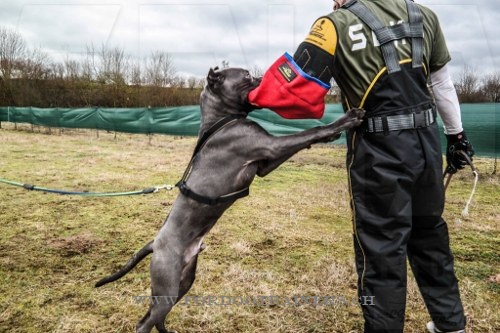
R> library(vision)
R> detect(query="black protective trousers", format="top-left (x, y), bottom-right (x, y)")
top-left (346, 123), bottom-right (466, 333)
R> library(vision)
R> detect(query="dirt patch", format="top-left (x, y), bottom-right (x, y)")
top-left (488, 274), bottom-right (500, 284)
top-left (47, 233), bottom-right (103, 256)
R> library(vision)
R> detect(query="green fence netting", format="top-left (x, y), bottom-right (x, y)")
top-left (0, 104), bottom-right (497, 157)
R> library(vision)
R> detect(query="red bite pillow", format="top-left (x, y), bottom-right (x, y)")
top-left (248, 53), bottom-right (330, 119)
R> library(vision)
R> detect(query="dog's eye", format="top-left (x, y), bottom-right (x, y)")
top-left (245, 71), bottom-right (251, 78)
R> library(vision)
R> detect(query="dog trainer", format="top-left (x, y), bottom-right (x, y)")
top-left (249, 0), bottom-right (474, 332)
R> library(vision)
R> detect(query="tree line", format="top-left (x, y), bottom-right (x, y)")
top-left (0, 27), bottom-right (206, 107)
top-left (1, 26), bottom-right (499, 108)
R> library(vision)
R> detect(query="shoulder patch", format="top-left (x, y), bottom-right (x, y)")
top-left (304, 18), bottom-right (337, 55)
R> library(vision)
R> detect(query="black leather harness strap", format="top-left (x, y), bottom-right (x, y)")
top-left (191, 115), bottom-right (243, 158)
top-left (176, 115), bottom-right (250, 205)
top-left (176, 181), bottom-right (249, 206)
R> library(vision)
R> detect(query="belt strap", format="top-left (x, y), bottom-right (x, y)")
top-left (366, 108), bottom-right (435, 133)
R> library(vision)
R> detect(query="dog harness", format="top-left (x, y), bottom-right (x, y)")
top-left (176, 115), bottom-right (250, 205)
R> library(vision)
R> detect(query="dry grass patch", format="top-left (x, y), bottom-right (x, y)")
top-left (0, 124), bottom-right (498, 332)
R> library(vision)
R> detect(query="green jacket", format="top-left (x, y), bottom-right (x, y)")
top-left (304, 0), bottom-right (450, 109)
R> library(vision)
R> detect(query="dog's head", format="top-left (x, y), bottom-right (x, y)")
top-left (203, 67), bottom-right (261, 113)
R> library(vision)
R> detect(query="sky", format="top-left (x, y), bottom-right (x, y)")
top-left (1, 0), bottom-right (499, 80)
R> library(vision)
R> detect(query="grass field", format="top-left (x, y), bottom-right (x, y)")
top-left (0, 124), bottom-right (498, 333)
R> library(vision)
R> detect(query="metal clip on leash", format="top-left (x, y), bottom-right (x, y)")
top-left (443, 151), bottom-right (479, 218)
top-left (153, 184), bottom-right (176, 193)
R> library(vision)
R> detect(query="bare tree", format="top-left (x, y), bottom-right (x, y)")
top-left (172, 76), bottom-right (185, 88)
top-left (19, 47), bottom-right (49, 80)
top-left (454, 65), bottom-right (481, 102)
top-left (144, 50), bottom-right (176, 87)
top-left (186, 76), bottom-right (203, 89)
top-left (481, 71), bottom-right (500, 102)
top-left (82, 43), bottom-right (98, 82)
top-left (97, 44), bottom-right (128, 85)
top-left (64, 57), bottom-right (81, 81)
top-left (327, 80), bottom-right (342, 103)
top-left (250, 64), bottom-right (263, 78)
top-left (129, 59), bottom-right (142, 86)
top-left (199, 77), bottom-right (207, 88)
top-left (0, 27), bottom-right (26, 80)
top-left (48, 61), bottom-right (65, 80)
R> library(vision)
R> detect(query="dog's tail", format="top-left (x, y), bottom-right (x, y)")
top-left (95, 240), bottom-right (154, 288)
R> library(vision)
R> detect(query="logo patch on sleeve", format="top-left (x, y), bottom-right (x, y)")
top-left (278, 63), bottom-right (297, 82)
top-left (305, 18), bottom-right (337, 55)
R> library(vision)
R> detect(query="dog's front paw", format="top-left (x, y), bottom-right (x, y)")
top-left (325, 108), bottom-right (365, 138)
top-left (346, 108), bottom-right (365, 125)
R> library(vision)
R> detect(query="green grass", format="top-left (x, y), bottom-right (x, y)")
top-left (0, 124), bottom-right (498, 332)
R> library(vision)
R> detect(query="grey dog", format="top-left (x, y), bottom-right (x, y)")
top-left (95, 67), bottom-right (364, 333)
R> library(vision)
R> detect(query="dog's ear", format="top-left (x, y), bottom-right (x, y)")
top-left (207, 67), bottom-right (224, 88)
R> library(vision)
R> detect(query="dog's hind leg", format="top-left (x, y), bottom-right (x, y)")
top-left (177, 243), bottom-right (206, 302)
top-left (136, 247), bottom-right (182, 333)
top-left (137, 309), bottom-right (176, 333)
top-left (179, 256), bottom-right (198, 298)
top-left (137, 239), bottom-right (205, 332)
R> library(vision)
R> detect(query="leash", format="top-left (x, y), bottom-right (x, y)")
top-left (443, 151), bottom-right (479, 217)
top-left (1, 115), bottom-right (245, 201)
top-left (0, 178), bottom-right (175, 197)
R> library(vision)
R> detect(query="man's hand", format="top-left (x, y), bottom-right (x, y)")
top-left (445, 131), bottom-right (474, 174)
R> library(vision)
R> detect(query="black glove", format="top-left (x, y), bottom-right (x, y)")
top-left (445, 131), bottom-right (474, 174)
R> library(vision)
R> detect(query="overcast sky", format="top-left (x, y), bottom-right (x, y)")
top-left (1, 0), bottom-right (498, 80)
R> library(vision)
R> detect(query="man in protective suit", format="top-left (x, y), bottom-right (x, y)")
top-left (248, 0), bottom-right (474, 332)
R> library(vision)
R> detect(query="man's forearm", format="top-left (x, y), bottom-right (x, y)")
top-left (430, 65), bottom-right (463, 135)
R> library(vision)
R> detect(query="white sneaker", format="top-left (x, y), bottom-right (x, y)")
top-left (426, 321), bottom-right (465, 333)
